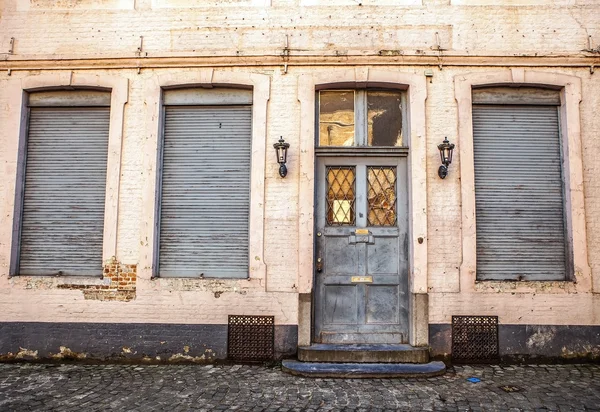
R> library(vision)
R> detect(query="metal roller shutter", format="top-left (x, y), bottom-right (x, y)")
top-left (19, 107), bottom-right (109, 276)
top-left (159, 106), bottom-right (252, 278)
top-left (473, 105), bottom-right (567, 281)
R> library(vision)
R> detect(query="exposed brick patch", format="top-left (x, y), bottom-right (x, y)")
top-left (56, 258), bottom-right (137, 302)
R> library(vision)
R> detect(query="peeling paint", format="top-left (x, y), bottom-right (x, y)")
top-left (0, 353), bottom-right (16, 361)
top-left (15, 347), bottom-right (38, 360)
top-left (474, 280), bottom-right (577, 294)
top-left (561, 345), bottom-right (600, 359)
top-left (20, 277), bottom-right (57, 290)
top-left (379, 50), bottom-right (404, 56)
top-left (526, 327), bottom-right (557, 349)
top-left (51, 346), bottom-right (86, 360)
top-left (159, 278), bottom-right (250, 294)
top-left (168, 353), bottom-right (206, 362)
top-left (168, 348), bottom-right (217, 363)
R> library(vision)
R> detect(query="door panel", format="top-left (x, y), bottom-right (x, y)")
top-left (324, 236), bottom-right (358, 275)
top-left (314, 157), bottom-right (409, 344)
top-left (366, 285), bottom-right (399, 324)
top-left (323, 286), bottom-right (359, 325)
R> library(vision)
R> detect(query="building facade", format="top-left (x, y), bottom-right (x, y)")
top-left (1, 0), bottom-right (599, 362)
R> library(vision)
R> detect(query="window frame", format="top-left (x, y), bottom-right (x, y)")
top-left (140, 70), bottom-right (269, 281)
top-left (155, 89), bottom-right (253, 278)
top-left (455, 69), bottom-right (591, 292)
top-left (471, 90), bottom-right (569, 281)
top-left (316, 89), bottom-right (409, 149)
top-left (5, 74), bottom-right (128, 278)
top-left (16, 97), bottom-right (110, 276)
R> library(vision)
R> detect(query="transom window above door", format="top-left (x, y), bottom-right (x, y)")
top-left (317, 90), bottom-right (407, 147)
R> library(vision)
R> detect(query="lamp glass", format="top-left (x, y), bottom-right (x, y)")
top-left (277, 146), bottom-right (287, 163)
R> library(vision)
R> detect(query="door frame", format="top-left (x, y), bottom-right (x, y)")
top-left (297, 69), bottom-right (429, 347)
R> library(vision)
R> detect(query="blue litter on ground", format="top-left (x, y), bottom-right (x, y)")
top-left (467, 377), bottom-right (481, 383)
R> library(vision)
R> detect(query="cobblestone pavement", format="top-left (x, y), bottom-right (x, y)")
top-left (0, 363), bottom-right (599, 411)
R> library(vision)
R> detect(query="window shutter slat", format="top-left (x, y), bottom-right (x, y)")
top-left (19, 108), bottom-right (109, 276)
top-left (473, 105), bottom-right (567, 281)
top-left (158, 106), bottom-right (252, 278)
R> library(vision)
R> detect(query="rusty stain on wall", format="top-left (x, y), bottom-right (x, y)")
top-left (56, 258), bottom-right (137, 302)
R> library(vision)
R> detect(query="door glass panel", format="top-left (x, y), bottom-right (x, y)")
top-left (367, 166), bottom-right (397, 226)
top-left (326, 166), bottom-right (356, 225)
top-left (367, 91), bottom-right (403, 147)
top-left (319, 91), bottom-right (355, 147)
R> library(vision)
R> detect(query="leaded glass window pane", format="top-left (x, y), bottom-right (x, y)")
top-left (367, 166), bottom-right (397, 226)
top-left (326, 167), bottom-right (356, 225)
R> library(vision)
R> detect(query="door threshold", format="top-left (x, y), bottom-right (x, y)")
top-left (299, 343), bottom-right (429, 363)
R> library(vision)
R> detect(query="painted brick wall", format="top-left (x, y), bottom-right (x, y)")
top-left (1, 1), bottom-right (598, 57)
top-left (0, 0), bottom-right (599, 337)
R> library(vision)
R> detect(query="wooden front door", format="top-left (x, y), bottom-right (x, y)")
top-left (313, 156), bottom-right (409, 344)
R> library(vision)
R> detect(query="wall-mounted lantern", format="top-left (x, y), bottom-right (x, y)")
top-left (437, 137), bottom-right (455, 179)
top-left (273, 136), bottom-right (290, 178)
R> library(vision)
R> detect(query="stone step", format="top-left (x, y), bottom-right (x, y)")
top-left (282, 360), bottom-right (446, 378)
top-left (298, 344), bottom-right (429, 363)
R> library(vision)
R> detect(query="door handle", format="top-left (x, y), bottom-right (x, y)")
top-left (316, 257), bottom-right (323, 273)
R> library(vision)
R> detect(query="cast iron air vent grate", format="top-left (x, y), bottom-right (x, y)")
top-left (228, 315), bottom-right (274, 362)
top-left (452, 315), bottom-right (499, 362)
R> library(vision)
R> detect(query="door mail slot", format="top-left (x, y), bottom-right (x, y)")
top-left (351, 276), bottom-right (373, 283)
top-left (349, 229), bottom-right (374, 244)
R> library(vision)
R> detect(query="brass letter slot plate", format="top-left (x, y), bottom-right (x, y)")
top-left (355, 229), bottom-right (369, 235)
top-left (351, 276), bottom-right (373, 283)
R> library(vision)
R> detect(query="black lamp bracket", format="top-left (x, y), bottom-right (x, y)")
top-left (438, 165), bottom-right (448, 179)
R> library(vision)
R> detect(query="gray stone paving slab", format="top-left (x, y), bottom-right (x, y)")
top-left (0, 363), bottom-right (598, 411)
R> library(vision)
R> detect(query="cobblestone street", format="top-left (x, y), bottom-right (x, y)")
top-left (0, 363), bottom-right (599, 411)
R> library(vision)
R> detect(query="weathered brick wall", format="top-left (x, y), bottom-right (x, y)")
top-left (1, 0), bottom-right (598, 57)
top-left (0, 0), bottom-right (599, 341)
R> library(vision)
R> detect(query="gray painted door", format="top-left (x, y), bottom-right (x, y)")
top-left (314, 157), bottom-right (409, 344)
